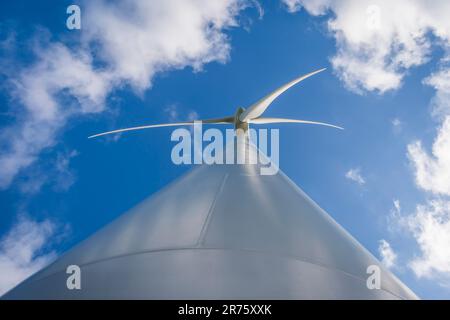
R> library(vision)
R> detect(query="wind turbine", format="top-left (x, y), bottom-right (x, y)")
top-left (2, 68), bottom-right (418, 300)
top-left (88, 68), bottom-right (342, 139)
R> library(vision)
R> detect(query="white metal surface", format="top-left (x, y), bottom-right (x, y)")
top-left (3, 144), bottom-right (418, 299)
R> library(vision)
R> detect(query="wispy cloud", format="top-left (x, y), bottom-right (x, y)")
top-left (0, 215), bottom-right (68, 296)
top-left (393, 199), bottom-right (401, 214)
top-left (53, 150), bottom-right (79, 192)
top-left (391, 118), bottom-right (402, 133)
top-left (378, 239), bottom-right (397, 269)
top-left (17, 149), bottom-right (80, 194)
top-left (345, 168), bottom-right (365, 185)
top-left (164, 104), bottom-right (199, 123)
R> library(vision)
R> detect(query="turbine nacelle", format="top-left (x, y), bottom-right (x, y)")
top-left (233, 107), bottom-right (248, 132)
top-left (88, 68), bottom-right (343, 139)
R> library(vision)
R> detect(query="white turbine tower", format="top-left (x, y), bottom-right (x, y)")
top-left (3, 68), bottom-right (418, 299)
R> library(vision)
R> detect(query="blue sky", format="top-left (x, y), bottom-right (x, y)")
top-left (1, 0), bottom-right (450, 299)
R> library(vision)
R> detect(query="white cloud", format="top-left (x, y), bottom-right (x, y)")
top-left (187, 111), bottom-right (200, 121)
top-left (393, 199), bottom-right (401, 213)
top-left (378, 239), bottom-right (397, 269)
top-left (164, 104), bottom-right (200, 125)
top-left (0, 0), bottom-right (254, 190)
top-left (83, 0), bottom-right (249, 91)
top-left (424, 67), bottom-right (450, 120)
top-left (283, 0), bottom-right (450, 93)
top-left (387, 199), bottom-right (403, 233)
top-left (404, 58), bottom-right (450, 282)
top-left (391, 118), bottom-right (402, 132)
top-left (283, 0), bottom-right (304, 13)
top-left (345, 167), bottom-right (365, 185)
top-left (283, 0), bottom-right (329, 15)
top-left (408, 117), bottom-right (450, 196)
top-left (401, 80), bottom-right (450, 284)
top-left (0, 42), bottom-right (110, 189)
top-left (0, 215), bottom-right (66, 296)
top-left (405, 200), bottom-right (450, 280)
top-left (164, 104), bottom-right (181, 122)
top-left (53, 150), bottom-right (79, 192)
top-left (16, 149), bottom-right (79, 194)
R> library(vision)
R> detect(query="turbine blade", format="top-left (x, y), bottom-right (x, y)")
top-left (250, 117), bottom-right (344, 130)
top-left (88, 116), bottom-right (234, 139)
top-left (239, 68), bottom-right (326, 122)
